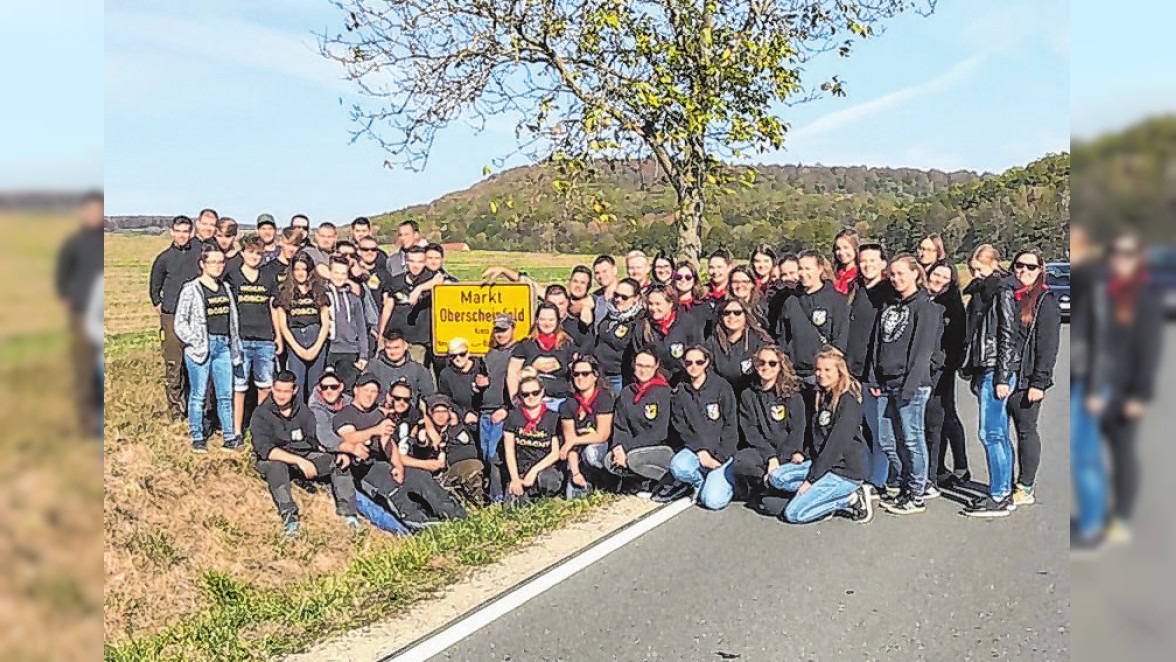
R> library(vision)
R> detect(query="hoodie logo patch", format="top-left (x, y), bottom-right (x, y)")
top-left (456, 431), bottom-right (471, 445)
top-left (811, 309), bottom-right (828, 327)
top-left (818, 410), bottom-right (832, 427)
top-left (669, 342), bottom-right (685, 359)
top-left (644, 403), bottom-right (658, 420)
top-left (879, 305), bottom-right (911, 343)
top-left (770, 404), bottom-right (787, 422)
top-left (614, 324), bottom-right (628, 339)
top-left (706, 403), bottom-right (720, 420)
top-left (367, 274), bottom-right (381, 289)
top-left (394, 291), bottom-right (408, 303)
top-left (291, 428), bottom-right (304, 442)
top-left (740, 358), bottom-right (754, 374)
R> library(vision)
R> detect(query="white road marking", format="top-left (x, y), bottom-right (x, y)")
top-left (378, 498), bottom-right (693, 662)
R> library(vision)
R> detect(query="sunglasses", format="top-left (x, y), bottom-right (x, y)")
top-left (684, 359), bottom-right (708, 367)
top-left (451, 351), bottom-right (469, 358)
top-left (721, 309), bottom-right (745, 317)
top-left (319, 382), bottom-right (343, 391)
top-left (756, 359), bottom-right (780, 368)
top-left (612, 293), bottom-right (634, 302)
top-left (390, 395), bottom-right (412, 404)
top-left (573, 370), bottom-right (595, 378)
top-left (673, 273), bottom-right (695, 281)
top-left (358, 247), bottom-right (377, 252)
top-left (520, 389), bottom-right (543, 398)
top-left (1013, 262), bottom-right (1041, 272)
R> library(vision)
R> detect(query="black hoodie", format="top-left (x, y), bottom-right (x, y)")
top-left (1014, 290), bottom-right (1062, 392)
top-left (807, 390), bottom-right (869, 483)
top-left (628, 312), bottom-right (704, 385)
top-left (868, 289), bottom-right (941, 399)
top-left (671, 374), bottom-right (739, 460)
top-left (779, 282), bottom-right (850, 376)
top-left (148, 239), bottom-right (202, 314)
top-left (932, 284), bottom-right (967, 373)
top-left (611, 382), bottom-right (673, 451)
top-left (705, 330), bottom-right (769, 393)
top-left (738, 384), bottom-right (807, 463)
top-left (846, 279), bottom-right (896, 379)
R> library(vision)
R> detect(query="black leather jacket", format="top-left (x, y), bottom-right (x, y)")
top-left (963, 275), bottom-right (1018, 385)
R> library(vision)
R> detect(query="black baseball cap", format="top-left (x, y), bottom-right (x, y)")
top-left (493, 313), bottom-right (515, 330)
top-left (353, 373), bottom-right (381, 390)
top-left (424, 394), bottom-right (455, 412)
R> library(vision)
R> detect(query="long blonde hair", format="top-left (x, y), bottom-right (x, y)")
top-left (814, 346), bottom-right (862, 410)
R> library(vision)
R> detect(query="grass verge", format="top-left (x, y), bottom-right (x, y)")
top-left (103, 492), bottom-right (613, 662)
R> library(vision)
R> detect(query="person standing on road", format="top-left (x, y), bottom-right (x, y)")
top-left (148, 215), bottom-right (202, 419)
top-left (626, 250), bottom-right (653, 293)
top-left (766, 346), bottom-right (873, 524)
top-left (260, 227), bottom-right (304, 289)
top-left (728, 266), bottom-right (769, 329)
top-left (194, 208), bottom-right (219, 245)
top-left (56, 191), bottom-right (105, 432)
top-left (705, 297), bottom-right (771, 396)
top-left (765, 253), bottom-right (801, 338)
top-left (479, 315), bottom-right (518, 502)
top-left (960, 244), bottom-right (1019, 518)
top-left (606, 350), bottom-right (675, 495)
top-left (303, 222), bottom-right (338, 279)
top-left (925, 261), bottom-right (970, 487)
top-left (671, 262), bottom-right (710, 338)
top-left (631, 285), bottom-right (703, 386)
top-left (778, 251), bottom-right (849, 380)
top-left (651, 252), bottom-right (675, 288)
top-left (667, 346), bottom-right (740, 509)
top-left (1005, 249), bottom-right (1061, 508)
top-left (593, 278), bottom-right (644, 395)
top-left (731, 345), bottom-right (807, 507)
top-left (349, 217), bottom-right (388, 269)
top-left (704, 249), bottom-right (734, 305)
top-left (250, 370), bottom-right (360, 535)
top-left (917, 234), bottom-right (948, 273)
top-left (502, 373), bottom-right (565, 505)
top-left (844, 242), bottom-right (892, 495)
top-left (559, 357), bottom-right (615, 497)
top-left (869, 256), bottom-right (940, 515)
top-left (274, 255), bottom-right (331, 401)
top-left (750, 244), bottom-right (778, 292)
top-left (385, 219), bottom-right (428, 277)
top-left (173, 244), bottom-right (244, 452)
top-left (225, 235), bottom-right (281, 440)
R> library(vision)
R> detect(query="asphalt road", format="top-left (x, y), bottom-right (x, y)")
top-left (429, 331), bottom-right (1071, 662)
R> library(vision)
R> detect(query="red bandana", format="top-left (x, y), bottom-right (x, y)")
top-left (536, 333), bottom-right (558, 352)
top-left (708, 285), bottom-right (727, 301)
top-left (574, 389), bottom-right (599, 419)
top-left (1015, 282), bottom-right (1048, 301)
top-left (633, 376), bottom-right (669, 403)
top-left (679, 294), bottom-right (695, 309)
top-left (653, 310), bottom-right (677, 337)
top-left (834, 266), bottom-right (858, 295)
top-left (521, 403), bottom-right (548, 434)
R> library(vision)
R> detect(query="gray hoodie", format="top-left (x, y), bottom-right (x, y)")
top-left (368, 352), bottom-right (435, 406)
top-left (174, 278), bottom-right (243, 365)
top-left (326, 284), bottom-right (369, 356)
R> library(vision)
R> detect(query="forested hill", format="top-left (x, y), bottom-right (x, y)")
top-left (373, 154), bottom-right (1070, 261)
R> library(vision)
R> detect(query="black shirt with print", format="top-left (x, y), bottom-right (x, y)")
top-left (410, 423), bottom-right (479, 467)
top-left (512, 338), bottom-right (576, 398)
top-left (558, 389), bottom-right (616, 436)
top-left (504, 407), bottom-right (560, 476)
top-left (260, 257), bottom-right (291, 287)
top-left (225, 266), bottom-right (277, 341)
top-left (202, 281), bottom-right (232, 336)
top-left (286, 292), bottom-right (324, 330)
top-left (332, 402), bottom-right (388, 463)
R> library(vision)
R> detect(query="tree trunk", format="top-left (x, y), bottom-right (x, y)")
top-left (675, 182), bottom-right (704, 266)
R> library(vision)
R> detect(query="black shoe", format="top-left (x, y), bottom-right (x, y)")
top-left (293, 477), bottom-right (319, 494)
top-left (881, 494), bottom-right (926, 515)
top-left (651, 481), bottom-right (692, 503)
top-left (961, 495), bottom-right (1014, 518)
top-left (191, 440), bottom-right (208, 454)
top-left (842, 486), bottom-right (874, 524)
top-left (1071, 527), bottom-right (1107, 558)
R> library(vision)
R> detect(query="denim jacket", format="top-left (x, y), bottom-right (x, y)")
top-left (174, 278), bottom-right (244, 365)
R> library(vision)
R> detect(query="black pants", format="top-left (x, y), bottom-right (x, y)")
top-left (930, 368), bottom-right (968, 478)
top-left (1102, 398), bottom-right (1141, 522)
top-left (354, 461), bottom-right (466, 529)
top-left (160, 313), bottom-right (188, 417)
top-left (505, 466), bottom-right (564, 506)
top-left (1008, 389), bottom-right (1044, 487)
top-left (326, 352), bottom-right (360, 389)
top-left (255, 453), bottom-right (357, 524)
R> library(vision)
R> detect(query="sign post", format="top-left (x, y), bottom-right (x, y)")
top-left (431, 282), bottom-right (534, 356)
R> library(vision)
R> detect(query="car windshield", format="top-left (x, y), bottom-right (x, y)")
top-left (1045, 264), bottom-right (1069, 287)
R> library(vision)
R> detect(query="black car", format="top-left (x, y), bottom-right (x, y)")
top-left (1046, 262), bottom-right (1070, 322)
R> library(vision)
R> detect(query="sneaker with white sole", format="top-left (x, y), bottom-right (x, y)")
top-left (881, 494), bottom-right (926, 515)
top-left (843, 486), bottom-right (874, 524)
top-left (1012, 484), bottom-right (1036, 506)
top-left (961, 495), bottom-right (1014, 518)
top-left (923, 485), bottom-right (942, 499)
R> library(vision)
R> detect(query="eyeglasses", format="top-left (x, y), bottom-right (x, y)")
top-left (684, 359), bottom-right (708, 367)
top-left (673, 273), bottom-right (695, 281)
top-left (391, 395), bottom-right (412, 403)
top-left (320, 383), bottom-right (343, 391)
top-left (520, 389), bottom-right (543, 398)
top-left (721, 309), bottom-right (745, 317)
top-left (756, 359), bottom-right (780, 368)
top-left (573, 370), bottom-right (595, 378)
top-left (1013, 262), bottom-right (1041, 272)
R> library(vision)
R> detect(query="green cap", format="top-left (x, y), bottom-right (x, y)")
top-left (256, 213), bottom-right (276, 227)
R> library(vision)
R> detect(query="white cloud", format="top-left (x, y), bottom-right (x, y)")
top-left (787, 50), bottom-right (991, 142)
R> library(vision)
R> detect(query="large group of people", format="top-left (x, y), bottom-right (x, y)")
top-left (147, 210), bottom-right (1064, 535)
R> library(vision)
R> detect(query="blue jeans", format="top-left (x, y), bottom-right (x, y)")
top-left (185, 335), bottom-right (238, 444)
top-left (544, 396), bottom-right (566, 412)
top-left (863, 389), bottom-right (891, 488)
top-left (287, 325), bottom-right (326, 401)
top-left (669, 449), bottom-right (736, 510)
top-left (972, 371), bottom-right (1016, 500)
top-left (1071, 380), bottom-right (1108, 537)
top-left (604, 374), bottom-right (624, 396)
top-left (234, 339), bottom-right (276, 392)
top-left (478, 412), bottom-right (505, 462)
top-left (874, 385), bottom-right (933, 496)
top-left (768, 461), bottom-right (861, 523)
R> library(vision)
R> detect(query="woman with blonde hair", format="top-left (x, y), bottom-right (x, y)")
top-left (766, 346), bottom-right (872, 524)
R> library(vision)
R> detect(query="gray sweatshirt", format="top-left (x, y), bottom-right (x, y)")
top-left (326, 284), bottom-right (369, 356)
top-left (369, 353), bottom-right (435, 406)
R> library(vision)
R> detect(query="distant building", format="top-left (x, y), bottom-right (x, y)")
top-left (441, 242), bottom-right (470, 252)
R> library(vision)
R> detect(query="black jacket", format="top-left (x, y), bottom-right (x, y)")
top-left (437, 359), bottom-right (487, 420)
top-left (1070, 263), bottom-right (1110, 391)
top-left (738, 385), bottom-right (807, 463)
top-left (932, 285), bottom-right (967, 373)
top-left (148, 239), bottom-right (203, 314)
top-left (611, 382), bottom-right (673, 451)
top-left (704, 331), bottom-right (768, 394)
top-left (593, 311), bottom-right (643, 377)
top-left (250, 396), bottom-right (321, 460)
top-left (766, 283), bottom-right (800, 339)
top-left (779, 283), bottom-right (850, 377)
top-left (628, 313), bottom-right (704, 385)
top-left (1015, 290), bottom-right (1062, 391)
top-left (868, 289), bottom-right (941, 399)
top-left (963, 274), bottom-right (1018, 385)
top-left (846, 280), bottom-right (895, 379)
top-left (807, 391), bottom-right (869, 483)
top-left (671, 374), bottom-right (739, 461)
top-left (56, 227), bottom-right (104, 312)
top-left (1106, 284), bottom-right (1164, 402)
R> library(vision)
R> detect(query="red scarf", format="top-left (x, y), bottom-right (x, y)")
top-left (536, 332), bottom-right (558, 352)
top-left (653, 310), bottom-right (677, 337)
top-left (633, 376), bottom-right (669, 403)
top-left (679, 294), bottom-right (695, 309)
top-left (1108, 268), bottom-right (1148, 324)
top-left (574, 389), bottom-right (599, 419)
top-left (708, 285), bottom-right (727, 301)
top-left (1014, 282), bottom-right (1048, 301)
top-left (521, 403), bottom-right (548, 434)
top-left (834, 266), bottom-right (858, 295)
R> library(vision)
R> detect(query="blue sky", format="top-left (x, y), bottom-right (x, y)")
top-left (97, 0), bottom-right (1071, 219)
